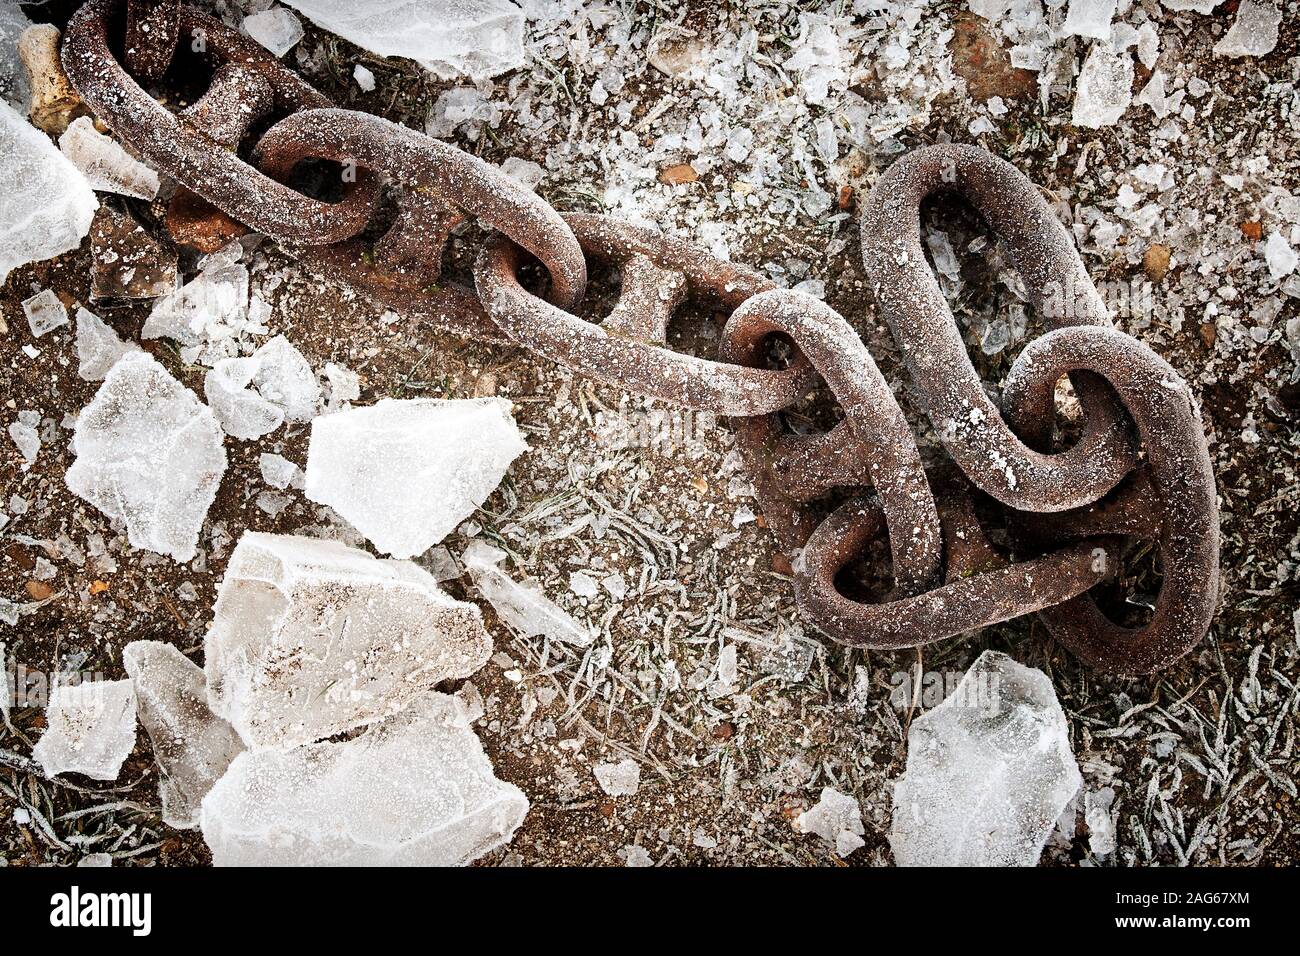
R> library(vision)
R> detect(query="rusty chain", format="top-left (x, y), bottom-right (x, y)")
top-left (58, 0), bottom-right (1221, 675)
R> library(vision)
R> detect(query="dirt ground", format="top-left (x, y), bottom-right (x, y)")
top-left (1, 1), bottom-right (1297, 866)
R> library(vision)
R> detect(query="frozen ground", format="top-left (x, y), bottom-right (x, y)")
top-left (1, 0), bottom-right (1297, 866)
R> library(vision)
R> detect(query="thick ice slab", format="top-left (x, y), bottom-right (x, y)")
top-left (32, 678), bottom-right (137, 781)
top-left (123, 641), bottom-right (245, 830)
top-left (281, 0), bottom-right (524, 81)
top-left (305, 397), bottom-right (526, 558)
top-left (200, 692), bottom-right (528, 865)
top-left (0, 98), bottom-right (97, 285)
top-left (65, 352), bottom-right (227, 562)
top-left (75, 307), bottom-right (141, 381)
top-left (59, 116), bottom-right (160, 200)
top-left (889, 651), bottom-right (1082, 867)
top-left (205, 532), bottom-right (492, 749)
top-left (463, 540), bottom-right (594, 646)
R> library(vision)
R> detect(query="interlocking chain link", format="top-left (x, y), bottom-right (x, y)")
top-left (58, 0), bottom-right (1221, 675)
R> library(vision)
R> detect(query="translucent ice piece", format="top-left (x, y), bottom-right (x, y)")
top-left (205, 335), bottom-right (319, 439)
top-left (258, 452), bottom-right (302, 489)
top-left (243, 7), bottom-right (304, 57)
top-left (1071, 45), bottom-right (1133, 129)
top-left (797, 787), bottom-right (866, 858)
top-left (462, 540), bottom-right (594, 647)
top-left (22, 288), bottom-right (68, 336)
top-left (889, 651), bottom-right (1083, 867)
top-left (305, 397), bottom-right (526, 558)
top-left (1213, 0), bottom-right (1282, 58)
top-left (32, 678), bottom-right (137, 781)
top-left (123, 641), bottom-right (245, 830)
top-left (0, 0), bottom-right (33, 109)
top-left (200, 692), bottom-right (528, 866)
top-left (75, 307), bottom-right (141, 381)
top-left (593, 758), bottom-right (640, 797)
top-left (59, 116), bottom-right (160, 200)
top-left (142, 257), bottom-right (249, 347)
top-left (281, 0), bottom-right (524, 81)
top-left (1062, 0), bottom-right (1116, 40)
top-left (65, 352), bottom-right (227, 562)
top-left (205, 532), bottom-right (493, 749)
top-left (0, 98), bottom-right (97, 285)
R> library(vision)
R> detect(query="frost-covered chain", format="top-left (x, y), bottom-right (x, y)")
top-left (60, 0), bottom-right (1220, 674)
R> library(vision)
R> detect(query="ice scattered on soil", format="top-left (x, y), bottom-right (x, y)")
top-left (1264, 231), bottom-right (1298, 282)
top-left (305, 397), bottom-right (526, 558)
top-left (32, 679), bottom-right (137, 781)
top-left (593, 758), bottom-right (641, 797)
top-left (796, 786), bottom-right (865, 858)
top-left (620, 844), bottom-right (654, 866)
top-left (463, 539), bottom-right (594, 647)
top-left (75, 307), bottom-right (140, 381)
top-left (1062, 0), bottom-right (1117, 40)
top-left (889, 651), bottom-right (1083, 867)
top-left (243, 6), bottom-right (304, 57)
top-left (500, 156), bottom-right (544, 191)
top-left (321, 361), bottom-right (360, 410)
top-left (205, 532), bottom-right (492, 750)
top-left (426, 86), bottom-right (498, 140)
top-left (142, 247), bottom-right (250, 350)
top-left (0, 98), bottom-right (96, 284)
top-left (281, 0), bottom-right (525, 81)
top-left (1072, 44), bottom-right (1134, 129)
top-left (353, 63), bottom-right (375, 91)
top-left (123, 641), bottom-right (245, 830)
top-left (258, 452), bottom-right (303, 489)
top-left (205, 335), bottom-right (319, 440)
top-left (22, 288), bottom-right (68, 337)
top-left (7, 410), bottom-right (38, 468)
top-left (1085, 786), bottom-right (1117, 857)
top-left (200, 692), bottom-right (528, 866)
top-left (77, 853), bottom-right (112, 867)
top-left (58, 116), bottom-right (160, 200)
top-left (65, 352), bottom-right (227, 562)
top-left (1213, 0), bottom-right (1282, 58)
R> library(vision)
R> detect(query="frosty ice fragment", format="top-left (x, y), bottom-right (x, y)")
top-left (1265, 231), bottom-right (1298, 281)
top-left (593, 758), bottom-right (641, 797)
top-left (8, 411), bottom-right (39, 467)
top-left (75, 307), bottom-right (141, 381)
top-left (281, 0), bottom-right (524, 81)
top-left (59, 116), bottom-right (160, 200)
top-left (1062, 0), bottom-right (1116, 40)
top-left (889, 651), bottom-right (1083, 867)
top-left (65, 352), bottom-right (227, 562)
top-left (258, 452), bottom-right (302, 489)
top-left (22, 288), bottom-right (68, 337)
top-left (205, 335), bottom-right (319, 439)
top-left (463, 540), bottom-right (594, 647)
top-left (1213, 0), bottom-right (1281, 57)
top-left (200, 692), bottom-right (528, 865)
top-left (353, 64), bottom-right (375, 91)
top-left (0, 0), bottom-right (33, 109)
top-left (142, 255), bottom-right (249, 347)
top-left (305, 397), bottom-right (527, 558)
top-left (243, 7), bottom-right (304, 57)
top-left (797, 787), bottom-right (866, 858)
top-left (0, 98), bottom-right (97, 284)
top-left (32, 678), bottom-right (137, 781)
top-left (205, 532), bottom-right (493, 750)
top-left (123, 641), bottom-right (245, 829)
top-left (1071, 45), bottom-right (1133, 128)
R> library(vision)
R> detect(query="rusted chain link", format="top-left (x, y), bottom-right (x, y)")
top-left (58, 0), bottom-right (1221, 674)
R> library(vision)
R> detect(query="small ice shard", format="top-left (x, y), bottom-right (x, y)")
top-left (200, 691), bottom-right (528, 866)
top-left (123, 641), bottom-right (245, 830)
top-left (32, 678), bottom-right (137, 781)
top-left (22, 288), bottom-right (68, 336)
top-left (1159, 0), bottom-right (1221, 11)
top-left (1213, 0), bottom-right (1280, 57)
top-left (889, 651), bottom-right (1083, 867)
top-left (243, 6), bottom-right (304, 57)
top-left (1071, 44), bottom-right (1133, 128)
top-left (620, 844), bottom-right (654, 866)
top-left (77, 853), bottom-right (112, 867)
top-left (322, 361), bottom-right (360, 409)
top-left (462, 540), bottom-right (594, 647)
top-left (75, 307), bottom-right (141, 381)
top-left (500, 156), bottom-right (543, 191)
top-left (8, 411), bottom-right (39, 467)
top-left (1265, 231), bottom-right (1298, 281)
top-left (305, 397), bottom-right (526, 558)
top-left (205, 532), bottom-right (492, 750)
top-left (143, 255), bottom-right (248, 347)
top-left (258, 452), bottom-right (302, 489)
top-left (65, 352), bottom-right (227, 562)
top-left (593, 758), bottom-right (641, 797)
top-left (58, 116), bottom-right (160, 200)
top-left (0, 98), bottom-right (97, 284)
top-left (425, 86), bottom-right (497, 140)
top-left (280, 0), bottom-right (525, 81)
top-left (797, 787), bottom-right (866, 858)
top-left (353, 63), bottom-right (375, 91)
top-left (205, 335), bottom-right (319, 439)
top-left (1062, 0), bottom-right (1116, 40)
top-left (1085, 786), bottom-right (1116, 857)
top-left (783, 13), bottom-right (846, 107)
top-left (0, 0), bottom-right (33, 109)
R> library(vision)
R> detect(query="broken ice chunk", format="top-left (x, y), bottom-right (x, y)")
top-left (1265, 231), bottom-right (1298, 281)
top-left (75, 307), bottom-right (141, 381)
top-left (205, 335), bottom-right (319, 439)
top-left (243, 6), bottom-right (304, 57)
top-left (889, 651), bottom-right (1083, 867)
top-left (1071, 45), bottom-right (1133, 129)
top-left (322, 361), bottom-right (360, 409)
top-left (1158, 0), bottom-right (1221, 11)
top-left (32, 678), bottom-right (137, 781)
top-left (593, 758), bottom-right (641, 797)
top-left (353, 63), bottom-right (375, 91)
top-left (142, 255), bottom-right (248, 347)
top-left (500, 156), bottom-right (543, 191)
top-left (463, 540), bottom-right (594, 647)
top-left (0, 98), bottom-right (97, 285)
top-left (205, 532), bottom-right (492, 750)
top-left (0, 0), bottom-right (33, 109)
top-left (1062, 0), bottom-right (1116, 40)
top-left (123, 641), bottom-right (245, 829)
top-left (797, 787), bottom-right (866, 858)
top-left (58, 116), bottom-right (160, 200)
top-left (305, 397), bottom-right (527, 558)
top-left (22, 288), bottom-right (68, 336)
top-left (65, 352), bottom-right (227, 562)
top-left (8, 411), bottom-right (39, 467)
top-left (200, 691), bottom-right (528, 865)
top-left (250, 335), bottom-right (319, 422)
top-left (280, 0), bottom-right (525, 81)
top-left (1213, 0), bottom-right (1281, 58)
top-left (258, 452), bottom-right (302, 489)
top-left (1085, 786), bottom-right (1116, 857)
